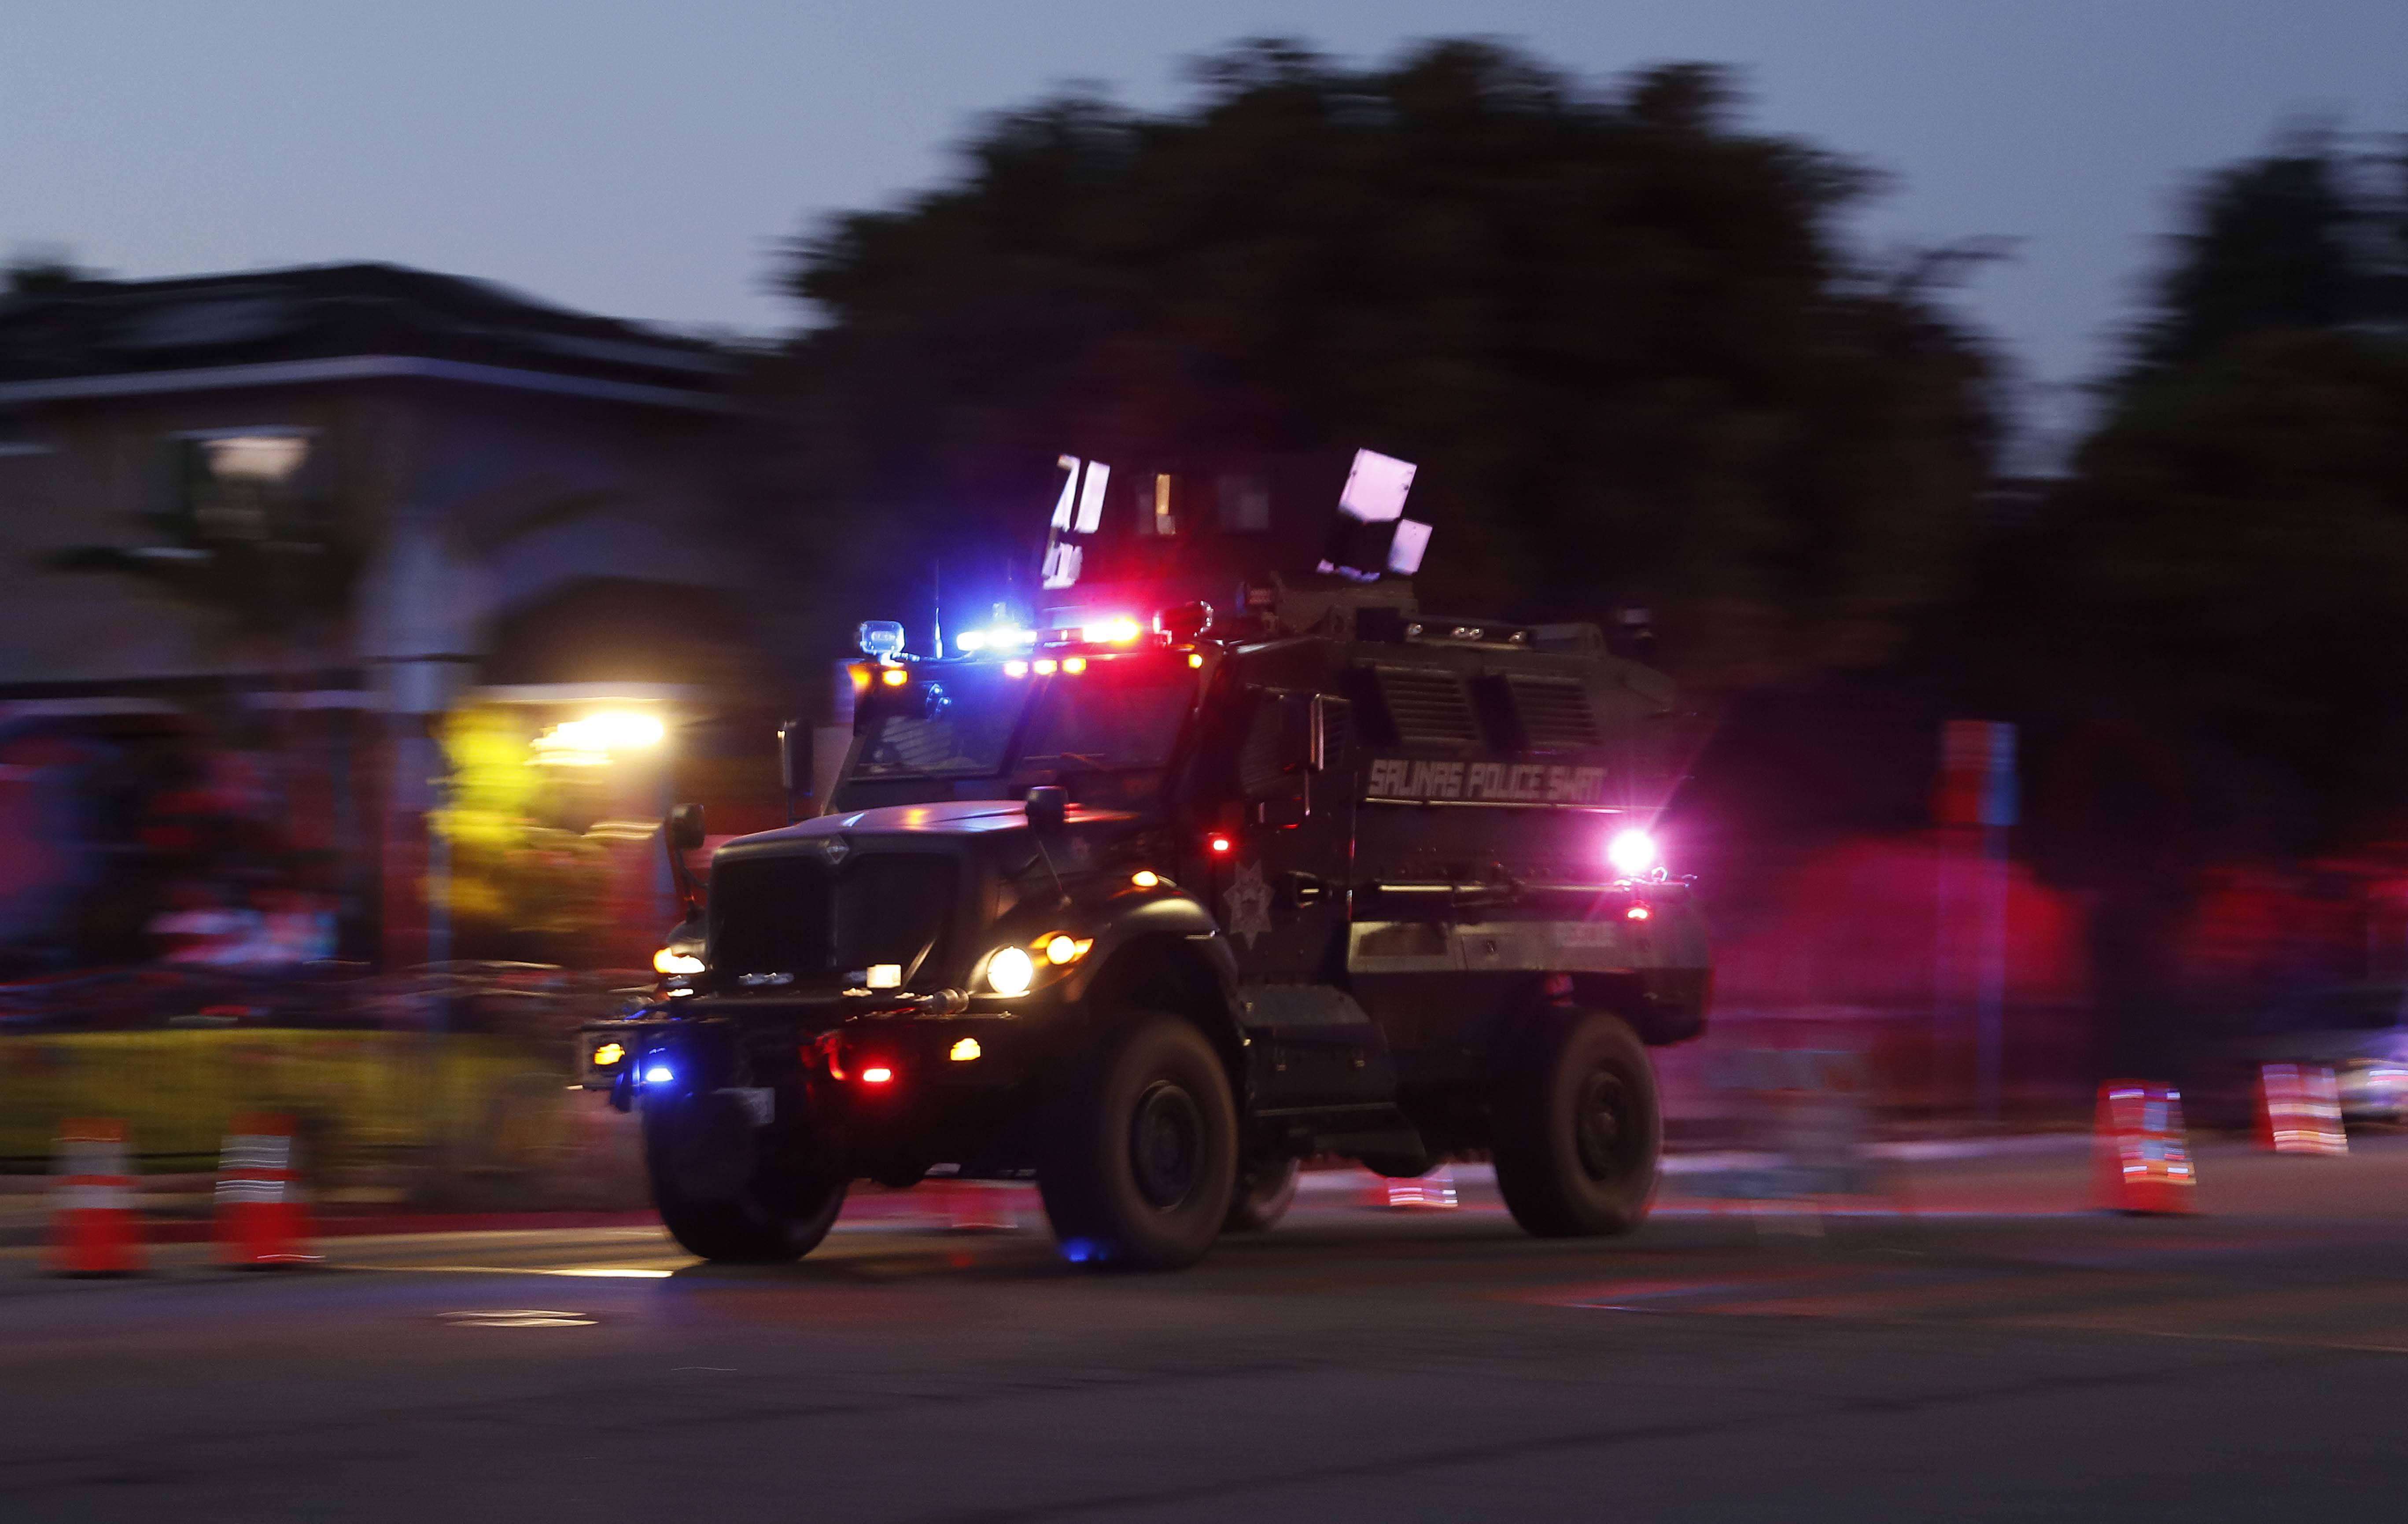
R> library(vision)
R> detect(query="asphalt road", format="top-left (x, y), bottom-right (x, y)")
top-left (7, 1141), bottom-right (2408, 1523)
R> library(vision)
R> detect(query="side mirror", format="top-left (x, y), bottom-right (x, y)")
top-left (666, 803), bottom-right (706, 852)
top-left (777, 718), bottom-right (811, 822)
top-left (664, 804), bottom-right (706, 920)
top-left (1024, 785), bottom-right (1067, 837)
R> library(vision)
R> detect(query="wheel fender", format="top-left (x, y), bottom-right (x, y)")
top-left (1059, 903), bottom-right (1246, 1076)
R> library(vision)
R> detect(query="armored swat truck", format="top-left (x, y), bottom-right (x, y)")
top-left (580, 577), bottom-right (1708, 1269)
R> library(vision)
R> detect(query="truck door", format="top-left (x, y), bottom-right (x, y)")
top-left (1221, 684), bottom-right (1392, 1107)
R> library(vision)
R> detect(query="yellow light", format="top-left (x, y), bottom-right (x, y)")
top-left (653, 948), bottom-right (704, 976)
top-left (1034, 659), bottom-right (1058, 676)
top-left (1004, 660), bottom-right (1029, 678)
top-left (849, 665), bottom-right (872, 695)
top-left (1062, 656), bottom-right (1087, 675)
top-left (1042, 934), bottom-right (1093, 966)
top-left (1188, 653), bottom-right (1203, 668)
top-left (591, 1041), bottom-right (625, 1067)
top-left (880, 667), bottom-right (908, 687)
top-left (950, 1037), bottom-right (981, 1063)
top-left (1131, 870), bottom-right (1160, 888)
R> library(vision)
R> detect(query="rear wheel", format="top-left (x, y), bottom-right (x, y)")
top-left (1224, 1157), bottom-right (1301, 1232)
top-left (643, 1090), bottom-right (846, 1263)
top-left (1492, 1010), bottom-right (1660, 1238)
top-left (1039, 1014), bottom-right (1238, 1270)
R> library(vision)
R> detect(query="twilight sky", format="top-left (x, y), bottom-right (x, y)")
top-left (5, 1), bottom-right (2404, 453)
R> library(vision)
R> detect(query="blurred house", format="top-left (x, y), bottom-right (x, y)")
top-left (0, 263), bottom-right (776, 970)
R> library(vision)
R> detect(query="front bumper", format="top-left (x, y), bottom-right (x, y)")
top-left (576, 995), bottom-right (1043, 1112)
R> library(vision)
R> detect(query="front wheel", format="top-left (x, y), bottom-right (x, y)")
top-left (1492, 1010), bottom-right (1660, 1238)
top-left (643, 1090), bottom-right (846, 1263)
top-left (1224, 1157), bottom-right (1301, 1232)
top-left (1039, 1014), bottom-right (1239, 1270)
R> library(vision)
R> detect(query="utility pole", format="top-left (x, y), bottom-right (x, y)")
top-left (1937, 720), bottom-right (2017, 1126)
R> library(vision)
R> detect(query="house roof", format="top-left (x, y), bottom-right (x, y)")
top-left (0, 262), bottom-right (738, 405)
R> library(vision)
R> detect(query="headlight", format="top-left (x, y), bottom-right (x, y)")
top-left (986, 946), bottom-right (1036, 997)
top-left (653, 948), bottom-right (704, 976)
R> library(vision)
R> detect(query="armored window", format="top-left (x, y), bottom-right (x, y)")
top-left (1235, 691), bottom-right (1290, 797)
top-left (1372, 666), bottom-right (1481, 750)
top-left (1315, 695), bottom-right (1354, 769)
top-left (1505, 674), bottom-right (1603, 751)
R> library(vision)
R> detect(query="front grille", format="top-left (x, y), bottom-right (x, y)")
top-left (709, 855), bottom-right (832, 979)
top-left (833, 853), bottom-right (959, 975)
top-left (708, 849), bottom-right (958, 985)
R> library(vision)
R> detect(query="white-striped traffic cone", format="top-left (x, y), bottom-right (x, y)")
top-left (52, 1118), bottom-right (144, 1276)
top-left (216, 1113), bottom-right (317, 1266)
top-left (1368, 1164), bottom-right (1458, 1210)
top-left (2257, 1064), bottom-right (2347, 1156)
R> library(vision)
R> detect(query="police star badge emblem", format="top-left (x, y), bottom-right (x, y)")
top-left (1222, 858), bottom-right (1275, 949)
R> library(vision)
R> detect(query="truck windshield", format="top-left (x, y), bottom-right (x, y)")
top-left (852, 658), bottom-right (1197, 780)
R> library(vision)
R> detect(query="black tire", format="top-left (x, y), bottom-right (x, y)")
top-left (1039, 1013), bottom-right (1239, 1270)
top-left (1492, 1009), bottom-right (1660, 1238)
top-left (1224, 1157), bottom-right (1301, 1233)
top-left (642, 1090), bottom-right (846, 1263)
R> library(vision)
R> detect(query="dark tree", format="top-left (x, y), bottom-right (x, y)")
top-left (2129, 133), bottom-right (2407, 378)
top-left (759, 40), bottom-right (1999, 693)
top-left (3, 248), bottom-right (93, 294)
top-left (1952, 132), bottom-right (2408, 1071)
top-left (2001, 130), bottom-right (2408, 861)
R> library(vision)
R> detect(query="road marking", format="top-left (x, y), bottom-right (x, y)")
top-left (345, 1264), bottom-right (677, 1278)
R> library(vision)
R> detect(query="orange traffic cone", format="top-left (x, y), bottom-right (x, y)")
top-left (51, 1118), bottom-right (144, 1275)
top-left (2092, 1082), bottom-right (2196, 1214)
top-left (216, 1114), bottom-right (317, 1266)
top-left (2256, 1064), bottom-right (2348, 1156)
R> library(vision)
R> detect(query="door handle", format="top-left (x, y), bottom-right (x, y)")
top-left (1281, 871), bottom-right (1327, 908)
